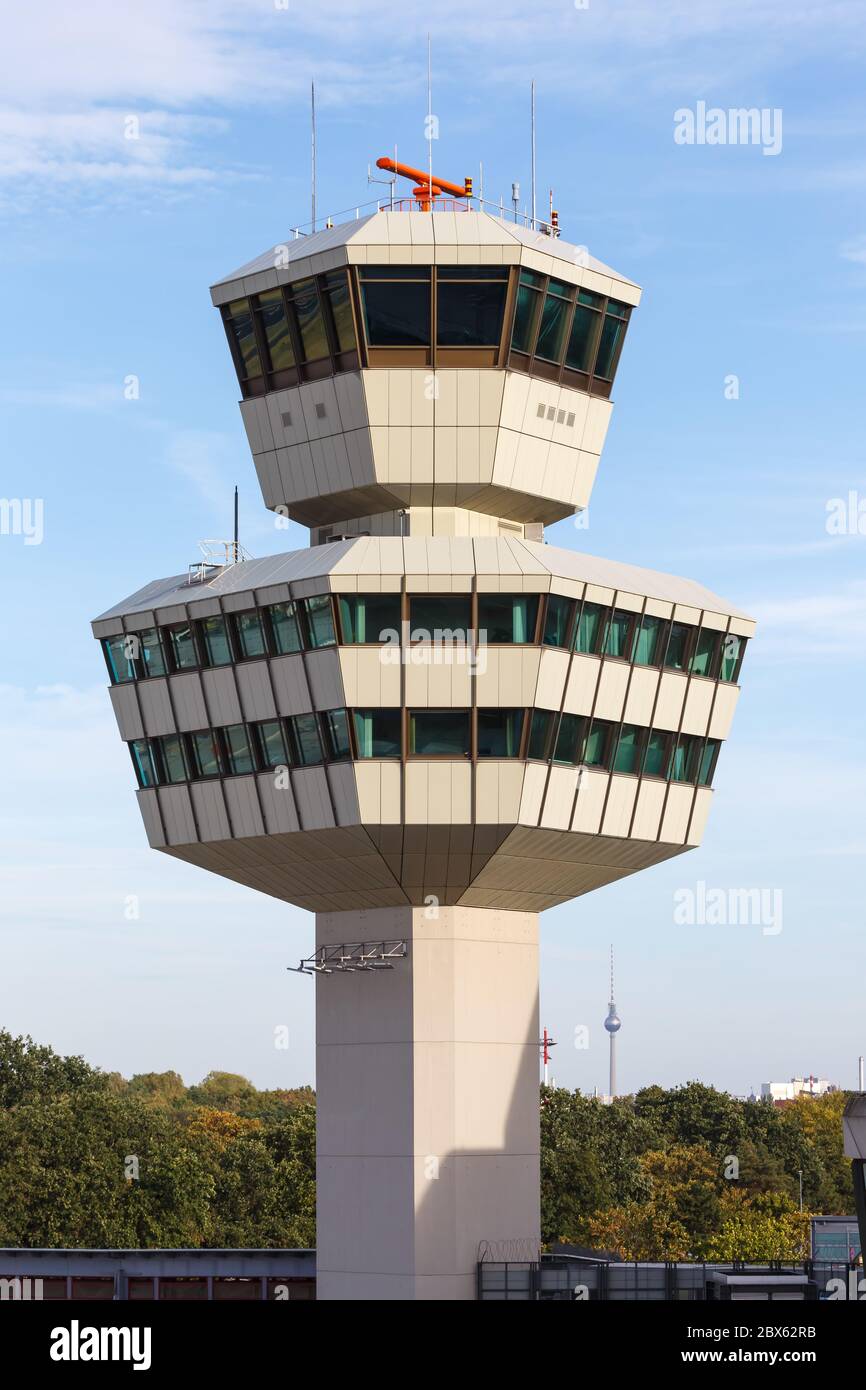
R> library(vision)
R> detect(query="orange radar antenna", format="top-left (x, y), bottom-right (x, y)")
top-left (376, 156), bottom-right (471, 212)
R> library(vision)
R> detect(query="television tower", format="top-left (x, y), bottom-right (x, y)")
top-left (604, 945), bottom-right (621, 1098)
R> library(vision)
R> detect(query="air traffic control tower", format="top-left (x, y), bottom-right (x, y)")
top-left (92, 164), bottom-right (755, 1299)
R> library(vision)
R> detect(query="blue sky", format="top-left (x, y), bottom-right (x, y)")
top-left (1, 0), bottom-right (864, 1097)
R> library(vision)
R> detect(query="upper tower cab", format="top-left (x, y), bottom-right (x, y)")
top-left (210, 209), bottom-right (641, 541)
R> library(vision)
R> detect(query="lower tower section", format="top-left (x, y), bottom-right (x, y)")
top-left (315, 905), bottom-right (540, 1300)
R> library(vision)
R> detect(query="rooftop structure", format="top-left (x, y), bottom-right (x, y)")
top-left (93, 168), bottom-right (755, 1300)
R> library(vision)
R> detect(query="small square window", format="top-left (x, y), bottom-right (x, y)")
top-left (557, 409), bottom-right (565, 424)
top-left (566, 412), bottom-right (575, 427)
top-left (546, 406), bottom-right (556, 420)
top-left (281, 411), bottom-right (292, 427)
top-left (315, 402), bottom-right (326, 419)
top-left (536, 403), bottom-right (546, 418)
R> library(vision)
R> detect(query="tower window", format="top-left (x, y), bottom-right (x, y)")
top-left (435, 266), bottom-right (508, 347)
top-left (477, 708), bottom-right (524, 758)
top-left (477, 594), bottom-right (539, 644)
top-left (353, 709), bottom-right (401, 758)
top-left (408, 710), bottom-right (471, 757)
top-left (358, 266), bottom-right (431, 348)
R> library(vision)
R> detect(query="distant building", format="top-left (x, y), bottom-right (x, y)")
top-left (760, 1077), bottom-right (838, 1104)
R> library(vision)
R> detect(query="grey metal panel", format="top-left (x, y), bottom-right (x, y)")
top-left (92, 543), bottom-right (354, 622)
top-left (292, 768), bottom-right (335, 830)
top-left (222, 592), bottom-right (254, 613)
top-left (305, 648), bottom-right (346, 710)
top-left (269, 655), bottom-right (313, 715)
top-left (224, 777), bottom-right (266, 838)
top-left (109, 684), bottom-right (145, 741)
top-left (0, 1248), bottom-right (315, 1278)
top-left (92, 618), bottom-right (124, 638)
top-left (186, 596), bottom-right (222, 619)
top-left (124, 611), bottom-right (156, 632)
top-left (256, 771), bottom-right (301, 834)
top-left (138, 680), bottom-right (176, 737)
top-left (169, 673), bottom-right (209, 731)
top-left (136, 789), bottom-right (166, 847)
top-left (235, 662), bottom-right (278, 722)
top-left (189, 781), bottom-right (232, 842)
top-left (201, 668), bottom-right (243, 725)
top-left (157, 787), bottom-right (198, 846)
top-left (155, 604), bottom-right (188, 625)
top-left (327, 763), bottom-right (361, 825)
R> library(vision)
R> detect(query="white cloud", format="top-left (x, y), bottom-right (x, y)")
top-left (3, 0), bottom-right (865, 199)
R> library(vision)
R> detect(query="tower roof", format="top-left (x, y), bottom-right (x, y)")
top-left (210, 210), bottom-right (641, 308)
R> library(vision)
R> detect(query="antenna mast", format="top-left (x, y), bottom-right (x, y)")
top-left (311, 82), bottom-right (317, 232)
top-left (233, 485), bottom-right (239, 563)
top-left (427, 35), bottom-right (433, 208)
top-left (531, 79), bottom-right (536, 231)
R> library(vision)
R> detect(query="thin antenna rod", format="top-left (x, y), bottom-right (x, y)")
top-left (311, 82), bottom-right (316, 233)
top-left (233, 485), bottom-right (239, 563)
top-left (531, 80), bottom-right (536, 231)
top-left (427, 35), bottom-right (433, 208)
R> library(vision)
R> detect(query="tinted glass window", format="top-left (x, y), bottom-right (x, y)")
top-left (291, 279), bottom-right (329, 361)
top-left (535, 287), bottom-right (571, 362)
top-left (528, 709), bottom-right (554, 760)
top-left (698, 738), bottom-right (721, 786)
top-left (690, 628), bottom-right (718, 677)
top-left (643, 731), bottom-right (669, 778)
top-left (359, 269), bottom-right (431, 347)
top-left (511, 282), bottom-right (542, 353)
top-left (269, 601), bottom-right (302, 655)
top-left (323, 709), bottom-right (351, 760)
top-left (104, 635), bottom-right (137, 683)
top-left (160, 734), bottom-right (188, 784)
top-left (632, 615), bottom-right (662, 667)
top-left (436, 268), bottom-right (507, 346)
top-left (565, 302), bottom-right (601, 371)
top-left (235, 611), bottom-right (267, 659)
top-left (323, 270), bottom-right (356, 353)
top-left (131, 739), bottom-right (157, 787)
top-left (257, 289), bottom-right (295, 371)
top-left (595, 311), bottom-right (627, 379)
top-left (575, 602), bottom-right (604, 654)
top-left (543, 593), bottom-right (573, 648)
top-left (603, 610), bottom-right (632, 659)
top-left (477, 594), bottom-right (538, 643)
top-left (720, 634), bottom-right (744, 683)
top-left (224, 724), bottom-right (255, 775)
top-left (338, 594), bottom-right (401, 644)
top-left (664, 623), bottom-right (690, 671)
top-left (553, 713), bottom-right (584, 765)
top-left (477, 708), bottom-right (523, 757)
top-left (670, 735), bottom-right (699, 784)
top-left (168, 623), bottom-right (198, 670)
top-left (138, 628), bottom-right (166, 678)
top-left (290, 714), bottom-right (324, 766)
top-left (226, 299), bottom-right (261, 380)
top-left (303, 595), bottom-right (336, 648)
top-left (583, 719), bottom-right (612, 768)
top-left (256, 720), bottom-right (288, 769)
top-left (353, 709), bottom-right (402, 758)
top-left (191, 731), bottom-right (221, 778)
top-left (409, 595), bottom-right (471, 641)
top-left (201, 617), bottom-right (232, 666)
top-left (409, 710), bottom-right (470, 756)
top-left (613, 724), bottom-right (641, 774)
